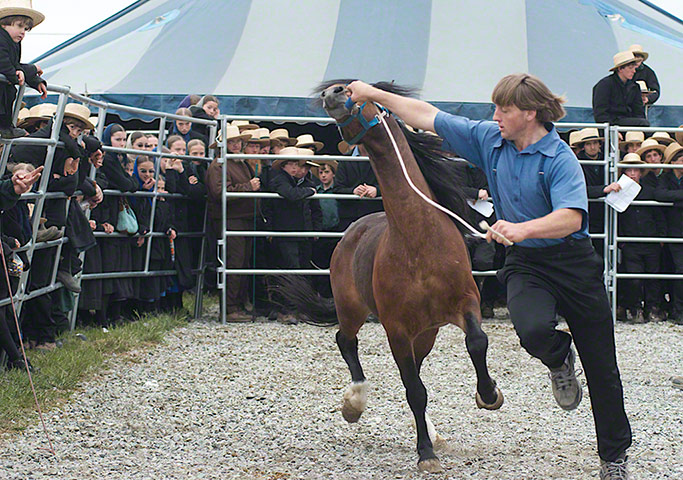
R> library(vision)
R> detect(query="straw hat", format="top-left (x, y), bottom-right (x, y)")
top-left (575, 127), bottom-right (602, 145)
top-left (628, 44), bottom-right (649, 61)
top-left (636, 138), bottom-right (666, 157)
top-left (246, 127), bottom-right (271, 145)
top-left (567, 131), bottom-right (581, 148)
top-left (16, 107), bottom-right (29, 127)
top-left (316, 158), bottom-right (339, 172)
top-left (88, 116), bottom-right (98, 129)
top-left (20, 103), bottom-right (56, 127)
top-left (269, 128), bottom-right (296, 146)
top-left (619, 131), bottom-right (644, 148)
top-left (664, 142), bottom-right (683, 164)
top-left (208, 125), bottom-right (251, 148)
top-left (676, 125), bottom-right (683, 146)
top-left (295, 134), bottom-right (324, 152)
top-left (0, 0), bottom-right (45, 27)
top-left (230, 120), bottom-right (258, 131)
top-left (650, 131), bottom-right (674, 145)
top-left (635, 81), bottom-right (652, 94)
top-left (64, 103), bottom-right (95, 130)
top-left (272, 147), bottom-right (313, 169)
top-left (610, 51), bottom-right (637, 71)
top-left (621, 152), bottom-right (646, 165)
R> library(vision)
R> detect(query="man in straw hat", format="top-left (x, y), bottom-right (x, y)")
top-left (629, 44), bottom-right (659, 106)
top-left (636, 138), bottom-right (666, 188)
top-left (619, 131), bottom-right (644, 154)
top-left (205, 125), bottom-right (260, 322)
top-left (592, 50), bottom-right (648, 127)
top-left (0, 0), bottom-right (48, 138)
top-left (654, 142), bottom-right (683, 325)
top-left (269, 128), bottom-right (296, 154)
top-left (348, 72), bottom-right (632, 478)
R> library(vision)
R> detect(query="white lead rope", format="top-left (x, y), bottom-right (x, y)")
top-left (378, 114), bottom-right (514, 246)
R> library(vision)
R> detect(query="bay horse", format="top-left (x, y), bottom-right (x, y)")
top-left (285, 81), bottom-right (503, 473)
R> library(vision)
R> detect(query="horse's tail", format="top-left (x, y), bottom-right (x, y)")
top-left (269, 275), bottom-right (338, 326)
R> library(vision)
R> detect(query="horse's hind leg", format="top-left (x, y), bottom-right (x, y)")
top-left (388, 330), bottom-right (444, 474)
top-left (464, 311), bottom-right (504, 409)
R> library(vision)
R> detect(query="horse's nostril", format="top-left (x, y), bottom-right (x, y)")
top-left (321, 91), bottom-right (326, 97)
top-left (334, 86), bottom-right (344, 94)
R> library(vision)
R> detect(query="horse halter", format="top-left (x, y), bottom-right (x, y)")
top-left (337, 97), bottom-right (388, 146)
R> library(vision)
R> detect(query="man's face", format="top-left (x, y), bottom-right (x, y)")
top-left (2, 21), bottom-right (30, 43)
top-left (244, 142), bottom-right (261, 155)
top-left (644, 149), bottom-right (662, 164)
top-left (260, 144), bottom-right (271, 155)
top-left (583, 140), bottom-right (601, 157)
top-left (618, 62), bottom-right (637, 81)
top-left (319, 164), bottom-right (335, 186)
top-left (626, 142), bottom-right (641, 154)
top-left (226, 138), bottom-right (242, 153)
top-left (492, 104), bottom-right (530, 142)
top-left (623, 167), bottom-right (642, 183)
top-left (271, 140), bottom-right (285, 154)
top-left (282, 161), bottom-right (299, 177)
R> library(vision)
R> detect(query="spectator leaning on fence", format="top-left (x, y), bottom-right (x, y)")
top-left (592, 50), bottom-right (648, 127)
top-left (205, 125), bottom-right (258, 322)
top-left (0, 1), bottom-right (47, 139)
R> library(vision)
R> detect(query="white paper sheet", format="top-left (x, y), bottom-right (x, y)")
top-left (605, 174), bottom-right (642, 213)
top-left (467, 199), bottom-right (494, 218)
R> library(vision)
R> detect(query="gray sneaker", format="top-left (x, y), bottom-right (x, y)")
top-left (600, 455), bottom-right (630, 479)
top-left (548, 347), bottom-right (583, 411)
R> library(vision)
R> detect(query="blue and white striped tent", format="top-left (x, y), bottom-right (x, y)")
top-left (30, 0), bottom-right (683, 125)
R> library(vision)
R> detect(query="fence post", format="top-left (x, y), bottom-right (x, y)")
top-left (608, 125), bottom-right (620, 322)
top-left (219, 116), bottom-right (228, 324)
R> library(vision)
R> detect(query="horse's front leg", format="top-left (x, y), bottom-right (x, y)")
top-left (387, 331), bottom-right (443, 473)
top-left (464, 311), bottom-right (504, 409)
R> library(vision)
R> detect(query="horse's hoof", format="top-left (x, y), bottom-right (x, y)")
top-left (476, 386), bottom-right (504, 410)
top-left (418, 457), bottom-right (444, 473)
top-left (341, 405), bottom-right (363, 423)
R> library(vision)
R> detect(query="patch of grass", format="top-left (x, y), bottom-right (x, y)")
top-left (0, 310), bottom-right (189, 435)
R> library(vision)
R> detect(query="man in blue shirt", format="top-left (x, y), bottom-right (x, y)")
top-left (347, 74), bottom-right (631, 479)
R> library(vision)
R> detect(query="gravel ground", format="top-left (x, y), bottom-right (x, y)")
top-left (1, 307), bottom-right (682, 480)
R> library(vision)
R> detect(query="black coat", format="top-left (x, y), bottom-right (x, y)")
top-left (633, 63), bottom-right (660, 105)
top-left (269, 169), bottom-right (322, 235)
top-left (592, 73), bottom-right (648, 126)
top-left (10, 120), bottom-right (80, 226)
top-left (188, 106), bottom-right (215, 145)
top-left (0, 28), bottom-right (45, 116)
top-left (578, 150), bottom-right (607, 233)
top-left (655, 171), bottom-right (683, 237)
top-left (332, 160), bottom-right (383, 230)
top-left (618, 184), bottom-right (666, 240)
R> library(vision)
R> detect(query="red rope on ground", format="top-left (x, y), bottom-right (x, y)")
top-left (1, 244), bottom-right (56, 456)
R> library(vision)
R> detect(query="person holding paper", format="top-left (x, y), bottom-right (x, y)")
top-left (347, 73), bottom-right (632, 479)
top-left (616, 154), bottom-right (666, 323)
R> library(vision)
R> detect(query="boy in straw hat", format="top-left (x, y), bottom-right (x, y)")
top-left (619, 131), bottom-right (644, 154)
top-left (592, 50), bottom-right (648, 126)
top-left (348, 72), bottom-right (632, 477)
top-left (616, 153), bottom-right (666, 323)
top-left (654, 142), bottom-right (683, 325)
top-left (636, 138), bottom-right (666, 188)
top-left (0, 0), bottom-right (48, 138)
top-left (629, 44), bottom-right (659, 106)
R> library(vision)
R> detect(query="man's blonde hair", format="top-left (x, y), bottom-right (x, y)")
top-left (492, 73), bottom-right (566, 123)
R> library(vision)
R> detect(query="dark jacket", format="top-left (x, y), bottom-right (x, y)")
top-left (0, 27), bottom-right (46, 115)
top-left (206, 158), bottom-right (257, 221)
top-left (188, 106), bottom-right (215, 145)
top-left (655, 171), bottom-right (683, 237)
top-left (618, 184), bottom-right (666, 241)
top-left (633, 63), bottom-right (660, 105)
top-left (332, 160), bottom-right (383, 230)
top-left (269, 169), bottom-right (322, 234)
top-left (578, 150), bottom-right (607, 233)
top-left (592, 73), bottom-right (648, 126)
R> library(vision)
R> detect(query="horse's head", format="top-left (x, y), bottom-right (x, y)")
top-left (318, 81), bottom-right (384, 147)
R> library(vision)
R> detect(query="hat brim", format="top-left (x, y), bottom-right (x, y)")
top-left (234, 124), bottom-right (259, 131)
top-left (297, 141), bottom-right (324, 152)
top-left (0, 7), bottom-right (45, 27)
top-left (631, 51), bottom-right (649, 61)
top-left (272, 158), bottom-right (307, 170)
top-left (270, 137), bottom-right (297, 147)
top-left (610, 59), bottom-right (636, 71)
top-left (64, 113), bottom-right (95, 130)
top-left (665, 145), bottom-right (683, 164)
top-left (652, 137), bottom-right (674, 145)
top-left (620, 160), bottom-right (646, 166)
top-left (636, 144), bottom-right (666, 156)
top-left (247, 138), bottom-right (271, 145)
top-left (576, 135), bottom-right (603, 145)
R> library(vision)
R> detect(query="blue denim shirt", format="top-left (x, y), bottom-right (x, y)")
top-left (434, 111), bottom-right (589, 248)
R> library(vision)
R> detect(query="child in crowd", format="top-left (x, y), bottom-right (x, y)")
top-left (170, 108), bottom-right (204, 145)
top-left (126, 131), bottom-right (149, 164)
top-left (189, 95), bottom-right (220, 144)
top-left (0, 3), bottom-right (47, 138)
top-left (312, 159), bottom-right (339, 297)
top-left (147, 134), bottom-right (159, 151)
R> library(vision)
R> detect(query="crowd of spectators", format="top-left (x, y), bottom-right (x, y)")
top-left (0, 26), bottom-right (681, 374)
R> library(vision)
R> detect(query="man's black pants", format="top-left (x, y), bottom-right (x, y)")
top-left (498, 238), bottom-right (632, 462)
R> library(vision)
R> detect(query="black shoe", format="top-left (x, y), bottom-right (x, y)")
top-left (0, 127), bottom-right (28, 139)
top-left (57, 270), bottom-right (81, 293)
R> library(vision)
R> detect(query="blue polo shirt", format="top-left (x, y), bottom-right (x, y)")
top-left (434, 111), bottom-right (589, 248)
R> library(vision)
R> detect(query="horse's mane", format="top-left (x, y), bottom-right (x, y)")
top-left (314, 79), bottom-right (473, 237)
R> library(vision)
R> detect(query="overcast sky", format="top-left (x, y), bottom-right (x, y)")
top-left (20, 0), bottom-right (683, 62)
